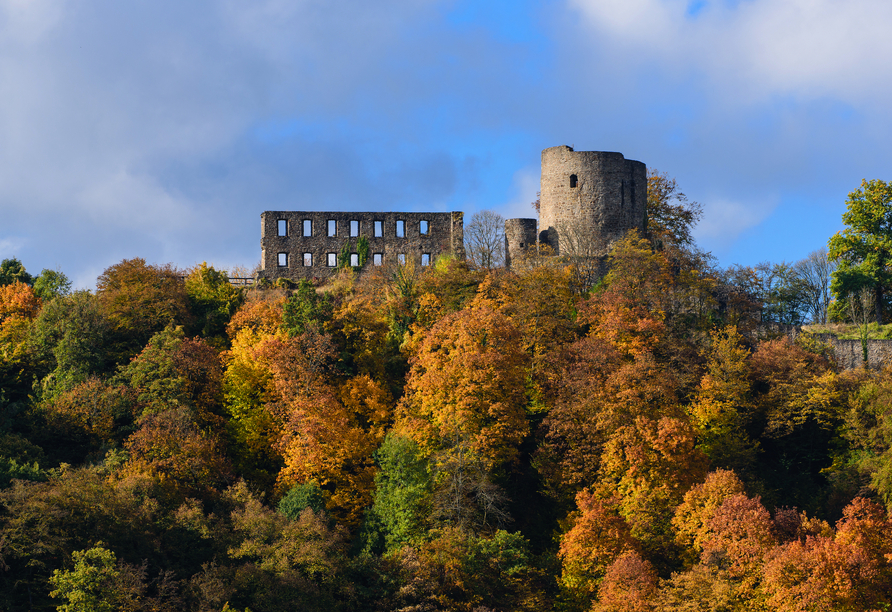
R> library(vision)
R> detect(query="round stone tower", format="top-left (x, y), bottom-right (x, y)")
top-left (538, 145), bottom-right (647, 257)
top-left (504, 218), bottom-right (538, 268)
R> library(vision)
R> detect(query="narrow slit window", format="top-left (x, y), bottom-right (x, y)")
top-left (303, 219), bottom-right (312, 236)
top-left (374, 221), bottom-right (383, 238)
top-left (350, 220), bottom-right (360, 237)
top-left (373, 253), bottom-right (383, 266)
top-left (570, 174), bottom-right (578, 188)
top-left (277, 219), bottom-right (287, 236)
top-left (419, 220), bottom-right (429, 235)
top-left (303, 253), bottom-right (313, 267)
top-left (421, 253), bottom-right (430, 266)
top-left (277, 252), bottom-right (288, 267)
top-left (397, 253), bottom-right (406, 265)
top-left (350, 253), bottom-right (359, 267)
top-left (327, 253), bottom-right (337, 267)
top-left (327, 220), bottom-right (337, 237)
top-left (396, 220), bottom-right (405, 238)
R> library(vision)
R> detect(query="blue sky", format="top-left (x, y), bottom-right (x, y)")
top-left (1, 0), bottom-right (890, 288)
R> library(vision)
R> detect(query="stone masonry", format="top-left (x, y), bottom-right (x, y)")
top-left (260, 211), bottom-right (464, 281)
top-left (516, 145), bottom-right (647, 259)
top-left (504, 218), bottom-right (538, 269)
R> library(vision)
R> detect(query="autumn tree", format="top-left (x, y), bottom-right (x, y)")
top-left (559, 491), bottom-right (634, 598)
top-left (763, 497), bottom-right (892, 611)
top-left (257, 329), bottom-right (377, 526)
top-left (829, 179), bottom-right (892, 323)
top-left (672, 469), bottom-right (747, 561)
top-left (700, 493), bottom-right (776, 591)
top-left (184, 262), bottom-right (243, 345)
top-left (397, 299), bottom-right (529, 469)
top-left (121, 407), bottom-right (231, 502)
top-left (0, 281), bottom-right (42, 404)
top-left (592, 551), bottom-right (658, 612)
top-left (689, 326), bottom-right (759, 477)
top-left (222, 297), bottom-right (285, 489)
top-left (96, 258), bottom-right (191, 361)
top-left (115, 325), bottom-right (224, 429)
top-left (645, 170), bottom-right (703, 249)
top-left (581, 231), bottom-right (673, 359)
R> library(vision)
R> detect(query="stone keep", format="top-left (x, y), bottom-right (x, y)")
top-left (536, 145), bottom-right (646, 257)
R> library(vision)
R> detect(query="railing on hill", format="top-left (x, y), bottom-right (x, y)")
top-left (228, 277), bottom-right (255, 287)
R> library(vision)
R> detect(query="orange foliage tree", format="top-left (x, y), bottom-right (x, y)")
top-left (764, 497), bottom-right (892, 611)
top-left (559, 491), bottom-right (635, 597)
top-left (121, 407), bottom-right (231, 502)
top-left (397, 299), bottom-right (529, 469)
top-left (257, 329), bottom-right (377, 527)
top-left (592, 550), bottom-right (658, 612)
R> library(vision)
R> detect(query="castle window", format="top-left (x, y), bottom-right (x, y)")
top-left (277, 252), bottom-right (288, 267)
top-left (327, 253), bottom-right (337, 267)
top-left (373, 253), bottom-right (383, 266)
top-left (420, 220), bottom-right (429, 235)
top-left (397, 253), bottom-right (406, 265)
top-left (421, 253), bottom-right (430, 266)
top-left (570, 174), bottom-right (578, 188)
top-left (303, 219), bottom-right (312, 236)
top-left (374, 221), bottom-right (384, 238)
top-left (303, 253), bottom-right (313, 266)
top-left (277, 219), bottom-right (287, 236)
top-left (350, 253), bottom-right (359, 267)
top-left (396, 220), bottom-right (405, 238)
top-left (328, 220), bottom-right (337, 237)
top-left (350, 220), bottom-right (359, 237)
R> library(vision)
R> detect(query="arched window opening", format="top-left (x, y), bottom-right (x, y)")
top-left (570, 174), bottom-right (578, 188)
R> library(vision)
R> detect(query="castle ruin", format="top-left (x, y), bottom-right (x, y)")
top-left (259, 145), bottom-right (645, 280)
top-left (504, 145), bottom-right (647, 266)
top-left (259, 211), bottom-right (464, 280)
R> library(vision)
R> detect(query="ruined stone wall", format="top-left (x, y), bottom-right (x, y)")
top-left (504, 218), bottom-right (537, 269)
top-left (538, 145), bottom-right (646, 257)
top-left (260, 211), bottom-right (463, 280)
top-left (812, 333), bottom-right (892, 370)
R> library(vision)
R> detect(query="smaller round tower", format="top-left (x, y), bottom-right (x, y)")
top-left (504, 218), bottom-right (538, 268)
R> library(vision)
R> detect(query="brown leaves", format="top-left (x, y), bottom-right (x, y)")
top-left (122, 407), bottom-right (231, 501)
top-left (0, 281), bottom-right (41, 322)
top-left (559, 491), bottom-right (634, 596)
top-left (592, 551), bottom-right (658, 612)
top-left (397, 301), bottom-right (529, 469)
top-left (580, 232), bottom-right (672, 359)
top-left (763, 498), bottom-right (892, 611)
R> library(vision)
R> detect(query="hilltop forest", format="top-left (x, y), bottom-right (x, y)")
top-left (3, 176), bottom-right (892, 611)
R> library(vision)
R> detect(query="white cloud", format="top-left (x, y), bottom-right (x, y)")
top-left (695, 194), bottom-right (778, 246)
top-left (568, 0), bottom-right (892, 106)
